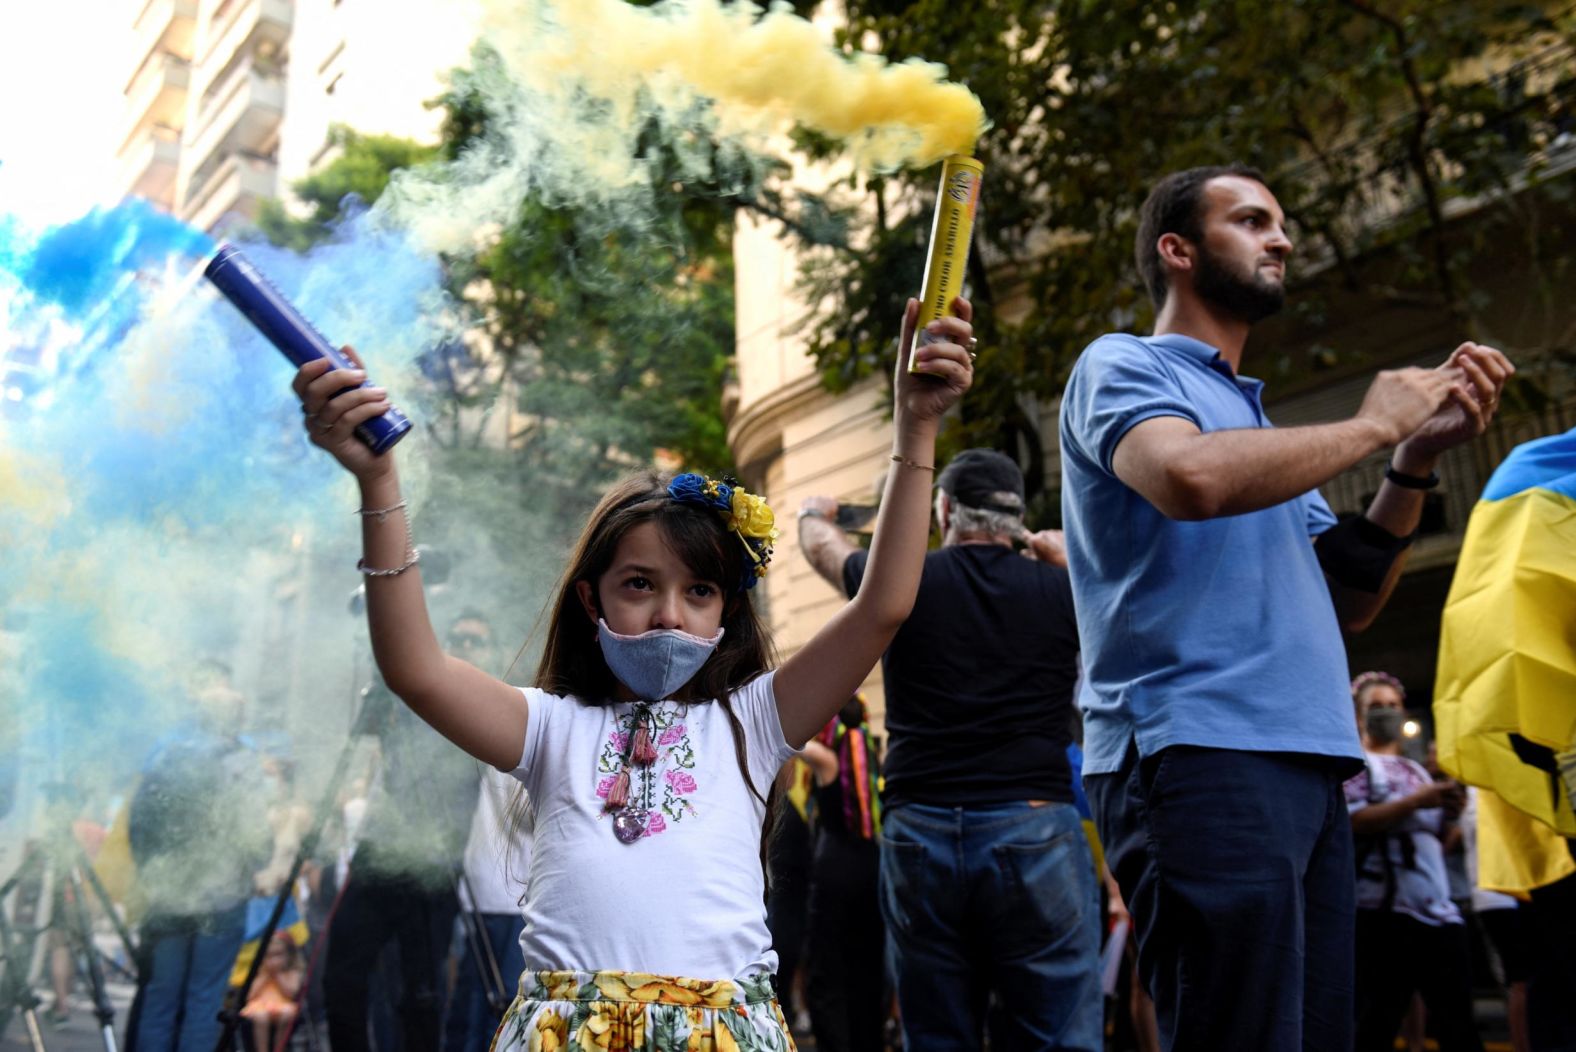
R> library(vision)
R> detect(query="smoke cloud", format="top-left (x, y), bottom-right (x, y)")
top-left (380, 0), bottom-right (987, 252)
top-left (0, 0), bottom-right (984, 889)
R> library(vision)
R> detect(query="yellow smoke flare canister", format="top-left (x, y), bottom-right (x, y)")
top-left (910, 155), bottom-right (984, 371)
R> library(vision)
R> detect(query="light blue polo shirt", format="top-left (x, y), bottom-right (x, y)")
top-left (1059, 332), bottom-right (1363, 775)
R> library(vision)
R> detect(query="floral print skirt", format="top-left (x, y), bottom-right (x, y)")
top-left (491, 969), bottom-right (796, 1052)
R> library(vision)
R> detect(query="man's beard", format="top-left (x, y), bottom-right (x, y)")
top-left (1194, 245), bottom-right (1286, 323)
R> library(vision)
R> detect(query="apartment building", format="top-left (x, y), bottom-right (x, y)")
top-left (114, 0), bottom-right (457, 232)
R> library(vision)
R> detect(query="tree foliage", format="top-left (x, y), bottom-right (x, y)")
top-left (255, 126), bottom-right (440, 251)
top-left (259, 66), bottom-right (788, 511)
top-left (797, 0), bottom-right (1576, 494)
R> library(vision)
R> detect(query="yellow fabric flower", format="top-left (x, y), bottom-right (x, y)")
top-left (727, 490), bottom-right (776, 540)
top-left (576, 1003), bottom-right (646, 1050)
top-left (542, 972), bottom-right (584, 1001)
top-left (529, 1010), bottom-right (569, 1052)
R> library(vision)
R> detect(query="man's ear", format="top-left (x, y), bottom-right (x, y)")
top-left (574, 580), bottom-right (600, 626)
top-left (935, 491), bottom-right (950, 534)
top-left (1157, 232), bottom-right (1194, 278)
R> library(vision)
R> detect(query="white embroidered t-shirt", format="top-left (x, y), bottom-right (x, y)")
top-left (1344, 752), bottom-right (1462, 926)
top-left (508, 670), bottom-right (796, 979)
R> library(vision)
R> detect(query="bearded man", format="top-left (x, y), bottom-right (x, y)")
top-left (1059, 165), bottom-right (1513, 1051)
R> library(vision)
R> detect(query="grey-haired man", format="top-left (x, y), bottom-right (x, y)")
top-left (799, 449), bottom-right (1100, 1051)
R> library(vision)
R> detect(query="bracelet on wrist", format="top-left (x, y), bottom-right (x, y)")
top-left (796, 508), bottom-right (830, 522)
top-left (890, 453), bottom-right (935, 473)
top-left (356, 550), bottom-right (421, 577)
top-left (355, 495), bottom-right (418, 575)
top-left (356, 497), bottom-right (409, 523)
top-left (1384, 462), bottom-right (1439, 490)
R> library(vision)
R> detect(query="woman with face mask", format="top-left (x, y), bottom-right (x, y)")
top-left (1343, 672), bottom-right (1483, 1052)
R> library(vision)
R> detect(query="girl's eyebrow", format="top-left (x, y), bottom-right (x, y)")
top-left (612, 562), bottom-right (660, 576)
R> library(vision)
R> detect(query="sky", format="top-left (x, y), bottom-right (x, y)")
top-left (0, 0), bottom-right (483, 231)
top-left (0, 1), bottom-right (126, 227)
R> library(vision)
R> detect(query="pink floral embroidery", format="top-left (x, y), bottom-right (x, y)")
top-left (609, 731), bottom-right (629, 752)
top-left (664, 770), bottom-right (697, 794)
top-left (658, 724), bottom-right (686, 746)
top-left (643, 812), bottom-right (668, 836)
top-left (595, 776), bottom-right (614, 799)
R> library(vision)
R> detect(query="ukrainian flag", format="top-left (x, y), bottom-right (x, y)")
top-left (1435, 427), bottom-right (1576, 842)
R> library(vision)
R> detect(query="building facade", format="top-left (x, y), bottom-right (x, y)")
top-left (114, 0), bottom-right (460, 232)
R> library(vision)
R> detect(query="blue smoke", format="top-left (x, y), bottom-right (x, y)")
top-left (20, 199), bottom-right (215, 313)
top-left (0, 200), bottom-right (454, 797)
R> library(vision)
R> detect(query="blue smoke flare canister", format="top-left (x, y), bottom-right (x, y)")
top-left (204, 243), bottom-right (412, 454)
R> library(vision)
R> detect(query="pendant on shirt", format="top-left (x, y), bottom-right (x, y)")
top-left (612, 807), bottom-right (649, 844)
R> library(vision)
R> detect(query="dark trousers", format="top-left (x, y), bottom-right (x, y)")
top-left (1085, 744), bottom-right (1356, 1052)
top-left (1354, 910), bottom-right (1484, 1052)
top-left (804, 832), bottom-right (884, 1052)
top-left (442, 911), bottom-right (525, 1052)
top-left (131, 906), bottom-right (247, 1052)
top-left (324, 866), bottom-right (458, 1052)
top-left (880, 800), bottom-right (1102, 1052)
top-left (766, 805), bottom-right (812, 1022)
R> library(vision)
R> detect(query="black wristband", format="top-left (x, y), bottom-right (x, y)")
top-left (1384, 462), bottom-right (1439, 490)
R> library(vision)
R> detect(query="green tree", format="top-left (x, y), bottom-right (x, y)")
top-left (255, 36), bottom-right (840, 567)
top-left (255, 126), bottom-right (440, 251)
top-left (796, 0), bottom-right (1576, 497)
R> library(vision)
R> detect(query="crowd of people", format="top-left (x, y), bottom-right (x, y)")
top-left (12, 164), bottom-right (1574, 1052)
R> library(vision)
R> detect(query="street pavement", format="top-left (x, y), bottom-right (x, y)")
top-left (0, 975), bottom-right (133, 1052)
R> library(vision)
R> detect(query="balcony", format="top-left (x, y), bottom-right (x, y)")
top-left (1322, 399), bottom-right (1576, 570)
top-left (181, 61), bottom-right (284, 190)
top-left (119, 124), bottom-right (182, 208)
top-left (199, 0), bottom-right (292, 83)
top-left (182, 152), bottom-right (277, 233)
top-left (130, 0), bottom-right (197, 70)
top-left (121, 53), bottom-right (190, 148)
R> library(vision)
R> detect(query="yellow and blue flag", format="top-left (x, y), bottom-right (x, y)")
top-left (1435, 427), bottom-right (1576, 840)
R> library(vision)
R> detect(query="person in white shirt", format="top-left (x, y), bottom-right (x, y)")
top-left (285, 297), bottom-right (974, 1050)
top-left (1344, 671), bottom-right (1483, 1052)
top-left (445, 766), bottom-right (531, 1052)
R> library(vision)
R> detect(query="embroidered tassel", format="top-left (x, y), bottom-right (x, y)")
top-left (631, 724), bottom-right (658, 766)
top-left (604, 770), bottom-right (631, 811)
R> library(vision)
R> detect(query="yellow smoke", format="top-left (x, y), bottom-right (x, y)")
top-left (388, 0), bottom-right (987, 253)
top-left (504, 0), bottom-right (985, 167)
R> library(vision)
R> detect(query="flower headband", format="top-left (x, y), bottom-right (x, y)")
top-left (1351, 670), bottom-right (1406, 702)
top-left (667, 473), bottom-right (777, 589)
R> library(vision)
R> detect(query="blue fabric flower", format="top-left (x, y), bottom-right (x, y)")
top-left (667, 473), bottom-right (774, 589)
top-left (668, 473), bottom-right (710, 506)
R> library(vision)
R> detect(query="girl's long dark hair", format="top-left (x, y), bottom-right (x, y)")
top-left (529, 471), bottom-right (783, 893)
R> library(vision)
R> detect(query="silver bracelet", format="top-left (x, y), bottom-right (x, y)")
top-left (356, 549), bottom-right (421, 577)
top-left (355, 497), bottom-right (409, 524)
top-left (356, 495), bottom-right (417, 574)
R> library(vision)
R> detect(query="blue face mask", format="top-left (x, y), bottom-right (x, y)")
top-left (596, 619), bottom-right (724, 701)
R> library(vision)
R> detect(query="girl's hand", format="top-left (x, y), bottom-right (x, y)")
top-left (291, 346), bottom-right (396, 481)
top-left (895, 296), bottom-right (975, 424)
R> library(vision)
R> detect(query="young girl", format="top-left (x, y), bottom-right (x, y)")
top-left (289, 297), bottom-right (973, 1050)
top-left (240, 930), bottom-right (304, 1052)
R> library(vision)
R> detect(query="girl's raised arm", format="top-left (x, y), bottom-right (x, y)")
top-left (774, 298), bottom-right (974, 746)
top-left (294, 349), bottom-right (528, 771)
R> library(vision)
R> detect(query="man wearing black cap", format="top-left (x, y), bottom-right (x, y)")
top-left (799, 449), bottom-right (1101, 1051)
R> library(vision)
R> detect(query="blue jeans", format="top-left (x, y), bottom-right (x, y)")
top-left (879, 800), bottom-right (1102, 1051)
top-left (443, 912), bottom-right (526, 1052)
top-left (133, 905), bottom-right (246, 1052)
top-left (1084, 744), bottom-right (1356, 1052)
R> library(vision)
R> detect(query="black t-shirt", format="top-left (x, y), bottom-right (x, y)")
top-left (843, 545), bottom-right (1079, 806)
